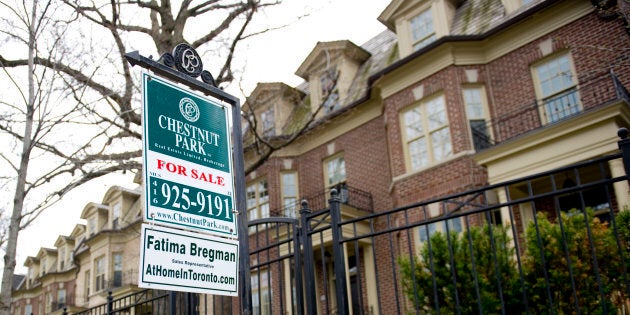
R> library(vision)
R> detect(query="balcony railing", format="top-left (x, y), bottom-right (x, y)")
top-left (481, 70), bottom-right (629, 148)
top-left (269, 183), bottom-right (373, 218)
top-left (105, 269), bottom-right (138, 290)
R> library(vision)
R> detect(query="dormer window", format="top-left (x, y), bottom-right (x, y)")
top-left (112, 203), bottom-right (121, 229)
top-left (410, 8), bottom-right (435, 51)
top-left (88, 217), bottom-right (96, 237)
top-left (58, 248), bottom-right (65, 271)
top-left (320, 69), bottom-right (340, 113)
top-left (40, 258), bottom-right (46, 276)
top-left (295, 41), bottom-right (369, 116)
top-left (261, 107), bottom-right (275, 137)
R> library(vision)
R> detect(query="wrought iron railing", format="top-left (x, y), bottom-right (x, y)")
top-left (481, 71), bottom-right (629, 148)
top-left (105, 269), bottom-right (138, 290)
top-left (269, 183), bottom-right (373, 218)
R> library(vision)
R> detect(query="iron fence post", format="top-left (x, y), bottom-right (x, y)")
top-left (619, 127), bottom-right (630, 181)
top-left (170, 291), bottom-right (176, 315)
top-left (300, 200), bottom-right (317, 315)
top-left (107, 291), bottom-right (113, 315)
top-left (330, 189), bottom-right (349, 315)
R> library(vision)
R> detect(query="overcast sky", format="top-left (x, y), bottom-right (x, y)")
top-left (13, 0), bottom-right (392, 275)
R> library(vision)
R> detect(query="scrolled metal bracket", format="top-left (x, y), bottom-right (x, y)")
top-left (156, 43), bottom-right (217, 87)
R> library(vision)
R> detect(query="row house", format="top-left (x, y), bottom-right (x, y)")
top-left (11, 182), bottom-right (144, 314)
top-left (242, 0), bottom-right (630, 313)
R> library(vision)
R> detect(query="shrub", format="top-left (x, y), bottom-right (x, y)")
top-left (398, 224), bottom-right (522, 314)
top-left (521, 209), bottom-right (626, 314)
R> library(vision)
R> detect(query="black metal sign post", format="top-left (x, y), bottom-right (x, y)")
top-left (125, 44), bottom-right (251, 314)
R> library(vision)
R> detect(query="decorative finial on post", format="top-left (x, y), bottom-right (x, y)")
top-left (157, 43), bottom-right (217, 87)
top-left (330, 188), bottom-right (338, 200)
top-left (300, 199), bottom-right (310, 215)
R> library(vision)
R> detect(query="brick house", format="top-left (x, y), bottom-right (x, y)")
top-left (11, 183), bottom-right (144, 314)
top-left (242, 0), bottom-right (630, 313)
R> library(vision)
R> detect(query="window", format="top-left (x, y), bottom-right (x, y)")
top-left (85, 270), bottom-right (91, 299)
top-left (324, 154), bottom-right (347, 202)
top-left (112, 203), bottom-right (121, 229)
top-left (88, 217), bottom-right (96, 237)
top-left (59, 248), bottom-right (65, 271)
top-left (252, 270), bottom-right (272, 315)
top-left (45, 292), bottom-right (52, 313)
top-left (419, 218), bottom-right (463, 242)
top-left (95, 256), bottom-right (105, 292)
top-left (320, 69), bottom-right (340, 113)
top-left (57, 289), bottom-right (66, 308)
top-left (247, 179), bottom-right (269, 226)
top-left (281, 172), bottom-right (299, 218)
top-left (533, 53), bottom-right (580, 123)
top-left (401, 95), bottom-right (452, 171)
top-left (463, 87), bottom-right (492, 150)
top-left (113, 253), bottom-right (123, 287)
top-left (410, 8), bottom-right (436, 51)
top-left (24, 305), bottom-right (31, 315)
top-left (40, 258), bottom-right (46, 276)
top-left (261, 107), bottom-right (275, 137)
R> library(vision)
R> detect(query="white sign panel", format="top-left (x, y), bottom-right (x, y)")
top-left (138, 224), bottom-right (239, 296)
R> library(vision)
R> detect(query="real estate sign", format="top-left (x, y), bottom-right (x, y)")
top-left (138, 224), bottom-right (238, 295)
top-left (142, 73), bottom-right (237, 237)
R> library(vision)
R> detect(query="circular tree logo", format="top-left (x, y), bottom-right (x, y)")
top-left (179, 97), bottom-right (200, 122)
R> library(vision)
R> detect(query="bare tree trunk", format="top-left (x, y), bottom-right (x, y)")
top-left (0, 1), bottom-right (38, 314)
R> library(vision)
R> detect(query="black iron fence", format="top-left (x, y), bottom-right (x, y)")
top-left (71, 129), bottom-right (630, 314)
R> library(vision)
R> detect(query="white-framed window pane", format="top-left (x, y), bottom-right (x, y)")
top-left (431, 128), bottom-right (452, 161)
top-left (283, 197), bottom-right (298, 218)
top-left (282, 173), bottom-right (298, 218)
top-left (259, 181), bottom-right (268, 203)
top-left (95, 257), bottom-right (105, 291)
top-left (419, 222), bottom-right (438, 242)
top-left (282, 174), bottom-right (297, 196)
top-left (247, 179), bottom-right (270, 229)
top-left (404, 108), bottom-right (423, 138)
top-left (446, 218), bottom-right (463, 233)
top-left (409, 138), bottom-right (428, 170)
top-left (261, 107), bottom-right (275, 136)
top-left (464, 88), bottom-right (484, 119)
top-left (536, 55), bottom-right (573, 98)
top-left (261, 203), bottom-right (269, 218)
top-left (426, 97), bottom-right (447, 130)
top-left (251, 270), bottom-right (271, 315)
top-left (402, 95), bottom-right (451, 171)
top-left (327, 157), bottom-right (346, 186)
top-left (411, 9), bottom-right (435, 51)
top-left (534, 54), bottom-right (579, 123)
top-left (246, 185), bottom-right (256, 209)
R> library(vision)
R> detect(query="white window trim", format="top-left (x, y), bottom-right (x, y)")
top-left (395, 1), bottom-right (452, 57)
top-left (400, 94), bottom-right (452, 173)
top-left (247, 178), bottom-right (270, 232)
top-left (531, 52), bottom-right (581, 124)
top-left (462, 85), bottom-right (494, 150)
top-left (280, 171), bottom-right (299, 218)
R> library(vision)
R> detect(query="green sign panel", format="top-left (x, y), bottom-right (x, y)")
top-left (142, 73), bottom-right (237, 236)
